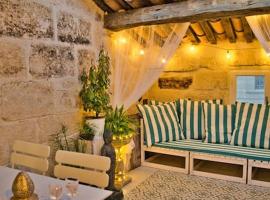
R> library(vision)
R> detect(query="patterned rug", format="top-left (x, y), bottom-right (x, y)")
top-left (125, 170), bottom-right (270, 200)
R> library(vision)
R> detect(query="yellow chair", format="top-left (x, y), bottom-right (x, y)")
top-left (54, 150), bottom-right (111, 188)
top-left (11, 140), bottom-right (50, 175)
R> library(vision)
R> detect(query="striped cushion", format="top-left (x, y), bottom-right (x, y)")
top-left (137, 103), bottom-right (184, 147)
top-left (203, 103), bottom-right (236, 144)
top-left (177, 99), bottom-right (205, 140)
top-left (201, 99), bottom-right (223, 104)
top-left (231, 103), bottom-right (270, 149)
top-left (153, 140), bottom-right (270, 162)
top-left (149, 100), bottom-right (164, 105)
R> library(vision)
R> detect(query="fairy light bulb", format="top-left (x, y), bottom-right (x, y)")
top-left (226, 50), bottom-right (232, 60)
top-left (139, 49), bottom-right (145, 55)
top-left (189, 44), bottom-right (196, 52)
top-left (118, 37), bottom-right (127, 44)
top-left (161, 58), bottom-right (166, 64)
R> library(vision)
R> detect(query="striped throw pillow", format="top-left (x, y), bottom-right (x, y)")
top-left (138, 103), bottom-right (184, 147)
top-left (202, 99), bottom-right (223, 104)
top-left (178, 99), bottom-right (205, 140)
top-left (231, 103), bottom-right (270, 149)
top-left (203, 103), bottom-right (236, 144)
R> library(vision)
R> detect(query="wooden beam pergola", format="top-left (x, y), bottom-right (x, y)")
top-left (199, 21), bottom-right (216, 44)
top-left (104, 0), bottom-right (270, 31)
top-left (221, 18), bottom-right (236, 43)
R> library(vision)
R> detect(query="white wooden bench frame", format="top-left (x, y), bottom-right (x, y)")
top-left (140, 119), bottom-right (270, 186)
top-left (140, 119), bottom-right (189, 174)
top-left (248, 160), bottom-right (270, 187)
top-left (190, 152), bottom-right (247, 184)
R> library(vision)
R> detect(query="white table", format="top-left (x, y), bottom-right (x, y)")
top-left (0, 166), bottom-right (112, 200)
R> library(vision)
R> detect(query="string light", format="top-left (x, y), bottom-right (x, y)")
top-left (139, 49), bottom-right (145, 55)
top-left (161, 58), bottom-right (166, 64)
top-left (118, 37), bottom-right (127, 44)
top-left (226, 50), bottom-right (232, 60)
top-left (189, 44), bottom-right (196, 52)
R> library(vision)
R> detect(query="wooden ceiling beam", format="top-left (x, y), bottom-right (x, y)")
top-left (104, 0), bottom-right (270, 31)
top-left (114, 0), bottom-right (133, 10)
top-left (199, 21), bottom-right (216, 44)
top-left (186, 27), bottom-right (201, 44)
top-left (93, 0), bottom-right (114, 13)
top-left (241, 17), bottom-right (254, 43)
top-left (221, 18), bottom-right (236, 43)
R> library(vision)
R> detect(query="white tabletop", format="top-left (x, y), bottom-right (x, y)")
top-left (0, 166), bottom-right (112, 200)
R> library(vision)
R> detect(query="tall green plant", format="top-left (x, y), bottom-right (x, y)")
top-left (105, 106), bottom-right (133, 136)
top-left (79, 49), bottom-right (111, 118)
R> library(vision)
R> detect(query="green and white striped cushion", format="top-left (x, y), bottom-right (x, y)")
top-left (201, 99), bottom-right (223, 104)
top-left (138, 103), bottom-right (184, 147)
top-left (203, 103), bottom-right (236, 144)
top-left (178, 99), bottom-right (205, 140)
top-left (231, 103), bottom-right (270, 149)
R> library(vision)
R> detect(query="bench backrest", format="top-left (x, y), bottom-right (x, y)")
top-left (11, 140), bottom-right (50, 175)
top-left (54, 150), bottom-right (111, 188)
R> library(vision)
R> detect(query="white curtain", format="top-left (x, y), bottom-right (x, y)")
top-left (110, 23), bottom-right (190, 109)
top-left (247, 15), bottom-right (270, 53)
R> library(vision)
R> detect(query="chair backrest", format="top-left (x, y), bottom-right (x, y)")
top-left (54, 150), bottom-right (111, 188)
top-left (11, 140), bottom-right (50, 175)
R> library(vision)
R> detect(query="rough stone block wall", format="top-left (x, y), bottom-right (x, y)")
top-left (0, 0), bottom-right (105, 165)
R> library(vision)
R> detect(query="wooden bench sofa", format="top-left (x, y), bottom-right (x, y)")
top-left (141, 119), bottom-right (270, 186)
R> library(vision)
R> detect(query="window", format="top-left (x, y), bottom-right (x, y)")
top-left (236, 76), bottom-right (265, 104)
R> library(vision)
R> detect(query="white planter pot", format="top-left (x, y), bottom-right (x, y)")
top-left (85, 118), bottom-right (105, 155)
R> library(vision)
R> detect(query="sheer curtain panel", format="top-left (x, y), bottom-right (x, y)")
top-left (247, 14), bottom-right (270, 54)
top-left (109, 23), bottom-right (190, 109)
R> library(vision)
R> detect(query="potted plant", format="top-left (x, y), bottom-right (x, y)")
top-left (78, 120), bottom-right (95, 154)
top-left (79, 49), bottom-right (111, 154)
top-left (105, 106), bottom-right (134, 147)
top-left (105, 106), bottom-right (134, 188)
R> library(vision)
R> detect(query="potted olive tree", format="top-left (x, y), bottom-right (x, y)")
top-left (79, 49), bottom-right (111, 155)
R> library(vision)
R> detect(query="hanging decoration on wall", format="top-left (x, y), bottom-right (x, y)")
top-left (158, 77), bottom-right (193, 89)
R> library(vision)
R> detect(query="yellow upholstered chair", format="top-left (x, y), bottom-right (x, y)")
top-left (54, 150), bottom-right (111, 188)
top-left (10, 140), bottom-right (51, 175)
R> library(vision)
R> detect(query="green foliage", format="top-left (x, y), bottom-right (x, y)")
top-left (50, 124), bottom-right (71, 151)
top-left (50, 124), bottom-right (87, 153)
top-left (79, 49), bottom-right (111, 118)
top-left (79, 120), bottom-right (95, 141)
top-left (105, 106), bottom-right (134, 136)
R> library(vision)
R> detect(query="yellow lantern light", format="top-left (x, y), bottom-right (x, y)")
top-left (139, 49), bottom-right (145, 55)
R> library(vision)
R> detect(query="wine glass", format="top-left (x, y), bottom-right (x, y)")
top-left (49, 184), bottom-right (63, 200)
top-left (65, 178), bottom-right (79, 198)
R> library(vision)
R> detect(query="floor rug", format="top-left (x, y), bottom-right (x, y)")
top-left (125, 170), bottom-right (270, 200)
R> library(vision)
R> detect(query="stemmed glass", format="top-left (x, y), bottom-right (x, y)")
top-left (65, 178), bottom-right (79, 198)
top-left (49, 184), bottom-right (63, 200)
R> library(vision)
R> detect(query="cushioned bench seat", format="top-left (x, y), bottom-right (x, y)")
top-left (153, 140), bottom-right (270, 162)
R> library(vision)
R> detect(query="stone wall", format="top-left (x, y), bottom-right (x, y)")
top-left (0, 0), bottom-right (105, 165)
top-left (144, 41), bottom-right (270, 104)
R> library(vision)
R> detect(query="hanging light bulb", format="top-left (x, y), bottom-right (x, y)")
top-left (226, 50), bottom-right (232, 60)
top-left (189, 44), bottom-right (196, 52)
top-left (139, 49), bottom-right (145, 55)
top-left (161, 58), bottom-right (166, 64)
top-left (118, 37), bottom-right (127, 44)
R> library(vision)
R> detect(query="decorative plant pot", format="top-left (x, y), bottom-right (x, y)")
top-left (78, 139), bottom-right (93, 154)
top-left (85, 117), bottom-right (105, 155)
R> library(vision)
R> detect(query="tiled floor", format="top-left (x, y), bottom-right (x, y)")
top-left (122, 166), bottom-right (158, 195)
